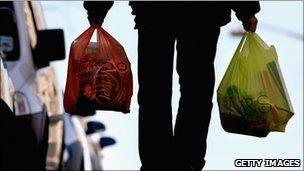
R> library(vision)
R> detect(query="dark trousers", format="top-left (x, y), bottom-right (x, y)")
top-left (137, 23), bottom-right (220, 170)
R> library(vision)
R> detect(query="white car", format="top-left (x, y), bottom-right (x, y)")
top-left (0, 1), bottom-right (65, 170)
top-left (1, 2), bottom-right (116, 170)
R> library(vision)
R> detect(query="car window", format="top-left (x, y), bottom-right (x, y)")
top-left (0, 1), bottom-right (20, 60)
top-left (0, 2), bottom-right (14, 11)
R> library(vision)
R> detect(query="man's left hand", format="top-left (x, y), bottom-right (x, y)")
top-left (242, 16), bottom-right (258, 32)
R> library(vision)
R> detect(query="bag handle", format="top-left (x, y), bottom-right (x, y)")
top-left (96, 26), bottom-right (126, 62)
top-left (236, 31), bottom-right (250, 53)
top-left (72, 26), bottom-right (96, 60)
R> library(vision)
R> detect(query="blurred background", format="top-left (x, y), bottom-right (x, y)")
top-left (40, 1), bottom-right (303, 170)
top-left (41, 1), bottom-right (303, 170)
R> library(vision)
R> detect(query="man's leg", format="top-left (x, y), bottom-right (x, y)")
top-left (174, 26), bottom-right (220, 170)
top-left (137, 27), bottom-right (176, 170)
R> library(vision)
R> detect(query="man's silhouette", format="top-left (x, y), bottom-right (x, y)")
top-left (84, 1), bottom-right (260, 170)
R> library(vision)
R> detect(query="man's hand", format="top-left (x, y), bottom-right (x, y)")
top-left (84, 1), bottom-right (113, 27)
top-left (242, 16), bottom-right (258, 32)
top-left (88, 17), bottom-right (102, 27)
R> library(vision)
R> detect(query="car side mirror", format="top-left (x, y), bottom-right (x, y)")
top-left (99, 137), bottom-right (116, 148)
top-left (33, 29), bottom-right (65, 68)
top-left (86, 121), bottom-right (106, 135)
top-left (0, 7), bottom-right (20, 61)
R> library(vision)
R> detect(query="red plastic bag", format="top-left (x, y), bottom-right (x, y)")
top-left (64, 26), bottom-right (133, 116)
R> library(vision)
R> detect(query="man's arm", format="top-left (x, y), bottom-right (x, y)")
top-left (230, 1), bottom-right (260, 32)
top-left (83, 1), bottom-right (114, 25)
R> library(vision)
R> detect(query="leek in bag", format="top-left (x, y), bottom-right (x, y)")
top-left (217, 32), bottom-right (294, 137)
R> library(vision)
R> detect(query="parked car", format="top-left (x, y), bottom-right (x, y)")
top-left (0, 1), bottom-right (65, 170)
top-left (1, 2), bottom-right (116, 170)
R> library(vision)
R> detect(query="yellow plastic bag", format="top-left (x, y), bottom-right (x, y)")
top-left (217, 32), bottom-right (294, 137)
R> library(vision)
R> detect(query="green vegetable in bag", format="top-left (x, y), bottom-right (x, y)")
top-left (217, 32), bottom-right (294, 137)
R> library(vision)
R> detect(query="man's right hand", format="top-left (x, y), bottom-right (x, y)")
top-left (88, 17), bottom-right (102, 27)
top-left (83, 1), bottom-right (114, 27)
